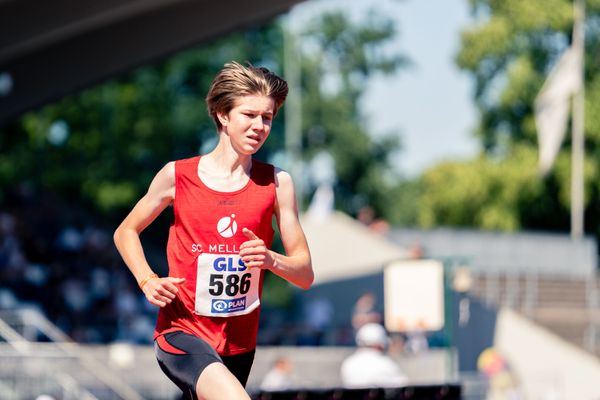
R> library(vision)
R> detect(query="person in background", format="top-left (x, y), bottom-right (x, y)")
top-left (260, 356), bottom-right (295, 391)
top-left (351, 292), bottom-right (382, 331)
top-left (404, 320), bottom-right (429, 355)
top-left (477, 347), bottom-right (523, 400)
top-left (340, 323), bottom-right (409, 388)
top-left (303, 296), bottom-right (333, 345)
top-left (114, 61), bottom-right (313, 400)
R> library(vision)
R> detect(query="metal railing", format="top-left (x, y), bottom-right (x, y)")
top-left (450, 265), bottom-right (600, 355)
top-left (0, 308), bottom-right (144, 400)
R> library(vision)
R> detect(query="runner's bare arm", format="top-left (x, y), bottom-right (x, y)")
top-left (113, 162), bottom-right (185, 306)
top-left (240, 168), bottom-right (313, 289)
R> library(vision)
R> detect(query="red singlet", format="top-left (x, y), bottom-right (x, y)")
top-left (155, 156), bottom-right (275, 356)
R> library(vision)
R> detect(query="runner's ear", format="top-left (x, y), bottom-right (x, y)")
top-left (217, 111), bottom-right (229, 127)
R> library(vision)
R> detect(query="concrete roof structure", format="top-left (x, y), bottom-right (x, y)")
top-left (301, 211), bottom-right (408, 285)
top-left (0, 0), bottom-right (304, 126)
top-left (389, 227), bottom-right (598, 277)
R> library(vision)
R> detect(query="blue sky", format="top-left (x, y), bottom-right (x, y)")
top-left (290, 0), bottom-right (480, 177)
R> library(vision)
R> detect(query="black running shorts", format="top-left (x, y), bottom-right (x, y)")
top-left (154, 331), bottom-right (255, 399)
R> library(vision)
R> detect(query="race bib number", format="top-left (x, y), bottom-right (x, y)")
top-left (195, 253), bottom-right (261, 317)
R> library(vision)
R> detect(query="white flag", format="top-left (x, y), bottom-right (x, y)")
top-left (534, 46), bottom-right (583, 175)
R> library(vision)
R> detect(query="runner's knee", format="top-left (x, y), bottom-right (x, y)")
top-left (196, 362), bottom-right (250, 400)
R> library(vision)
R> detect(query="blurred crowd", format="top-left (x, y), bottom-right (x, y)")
top-left (0, 188), bottom-right (337, 346)
top-left (0, 187), bottom-right (157, 343)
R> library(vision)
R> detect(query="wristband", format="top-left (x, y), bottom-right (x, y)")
top-left (139, 273), bottom-right (159, 290)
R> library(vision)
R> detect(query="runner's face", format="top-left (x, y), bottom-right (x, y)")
top-left (218, 95), bottom-right (275, 155)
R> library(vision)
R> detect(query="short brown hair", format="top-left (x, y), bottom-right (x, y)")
top-left (206, 61), bottom-right (288, 129)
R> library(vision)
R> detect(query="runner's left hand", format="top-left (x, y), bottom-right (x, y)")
top-left (240, 228), bottom-right (274, 269)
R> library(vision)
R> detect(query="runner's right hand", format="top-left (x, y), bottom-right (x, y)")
top-left (142, 277), bottom-right (186, 307)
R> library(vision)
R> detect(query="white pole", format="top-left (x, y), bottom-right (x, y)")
top-left (284, 12), bottom-right (304, 210)
top-left (571, 0), bottom-right (585, 239)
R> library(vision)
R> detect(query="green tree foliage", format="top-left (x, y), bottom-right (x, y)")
top-left (297, 11), bottom-right (408, 214)
top-left (0, 10), bottom-right (405, 224)
top-left (417, 0), bottom-right (600, 236)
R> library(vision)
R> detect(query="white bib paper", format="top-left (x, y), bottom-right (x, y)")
top-left (194, 253), bottom-right (261, 317)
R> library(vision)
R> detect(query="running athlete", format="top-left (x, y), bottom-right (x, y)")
top-left (113, 61), bottom-right (313, 400)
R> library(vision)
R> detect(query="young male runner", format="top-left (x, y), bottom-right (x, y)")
top-left (114, 61), bottom-right (313, 400)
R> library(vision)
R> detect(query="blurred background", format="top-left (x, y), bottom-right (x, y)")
top-left (1, 0), bottom-right (600, 399)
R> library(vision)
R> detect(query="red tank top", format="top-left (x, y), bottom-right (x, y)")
top-left (155, 156), bottom-right (275, 356)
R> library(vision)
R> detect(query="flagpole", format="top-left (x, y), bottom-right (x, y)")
top-left (571, 0), bottom-right (585, 239)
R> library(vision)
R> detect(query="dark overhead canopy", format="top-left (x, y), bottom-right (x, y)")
top-left (0, 0), bottom-right (304, 126)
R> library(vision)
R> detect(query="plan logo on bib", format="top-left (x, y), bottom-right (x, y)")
top-left (211, 297), bottom-right (246, 314)
top-left (217, 214), bottom-right (237, 238)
